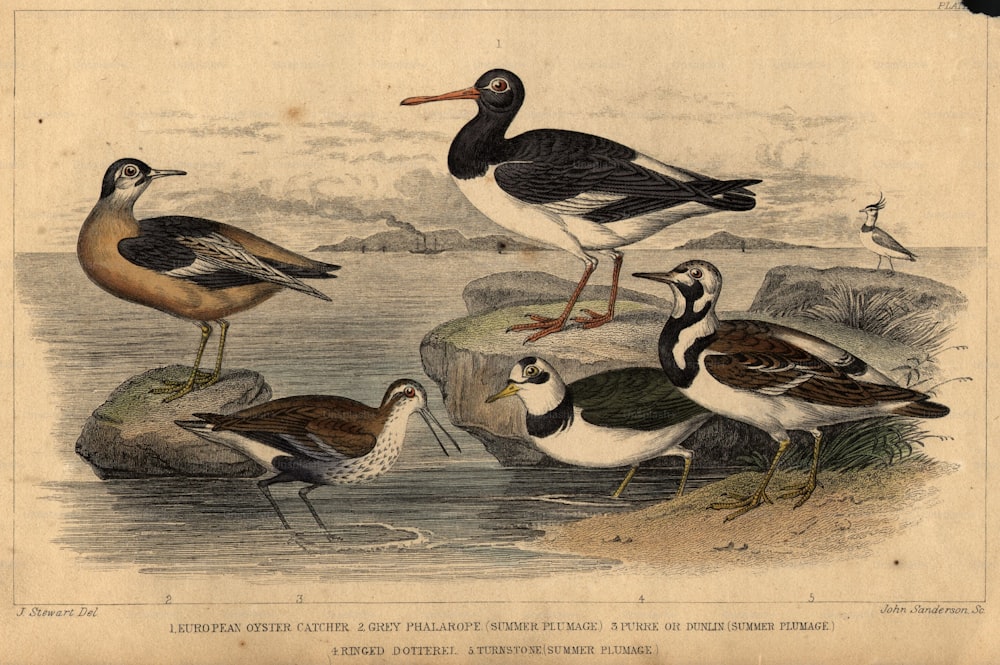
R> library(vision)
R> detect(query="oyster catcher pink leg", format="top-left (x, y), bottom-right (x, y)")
top-left (402, 68), bottom-right (760, 343)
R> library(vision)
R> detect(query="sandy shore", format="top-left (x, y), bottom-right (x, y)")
top-left (537, 460), bottom-right (955, 574)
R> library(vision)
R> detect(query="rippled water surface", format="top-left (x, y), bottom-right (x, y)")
top-left (14, 248), bottom-right (981, 581)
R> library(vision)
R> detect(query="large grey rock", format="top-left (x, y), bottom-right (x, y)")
top-left (749, 265), bottom-right (967, 351)
top-left (420, 300), bottom-right (794, 467)
top-left (76, 366), bottom-right (272, 479)
top-left (421, 268), bottom-right (959, 467)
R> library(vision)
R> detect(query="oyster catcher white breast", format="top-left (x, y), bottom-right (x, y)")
top-left (402, 69), bottom-right (762, 343)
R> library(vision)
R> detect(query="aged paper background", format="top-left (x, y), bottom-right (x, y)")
top-left (1, 1), bottom-right (997, 663)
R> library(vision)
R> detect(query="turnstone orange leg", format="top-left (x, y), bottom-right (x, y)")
top-left (711, 439), bottom-right (791, 522)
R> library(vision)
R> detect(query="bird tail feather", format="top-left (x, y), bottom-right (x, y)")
top-left (279, 264), bottom-right (341, 278)
top-left (695, 178), bottom-right (761, 211)
top-left (892, 400), bottom-right (950, 418)
top-left (174, 418), bottom-right (216, 436)
top-left (262, 257), bottom-right (339, 287)
top-left (287, 281), bottom-right (333, 301)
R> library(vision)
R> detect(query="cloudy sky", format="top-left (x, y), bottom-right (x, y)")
top-left (13, 9), bottom-right (989, 253)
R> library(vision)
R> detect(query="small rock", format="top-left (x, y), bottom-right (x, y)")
top-left (75, 365), bottom-right (272, 479)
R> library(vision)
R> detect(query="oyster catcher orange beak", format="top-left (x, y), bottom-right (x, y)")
top-left (400, 86), bottom-right (481, 105)
top-left (402, 68), bottom-right (761, 344)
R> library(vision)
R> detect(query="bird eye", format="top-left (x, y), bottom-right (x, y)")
top-left (122, 164), bottom-right (139, 178)
top-left (489, 78), bottom-right (509, 93)
top-left (404, 387), bottom-right (416, 398)
top-left (690, 268), bottom-right (703, 279)
top-left (524, 366), bottom-right (538, 377)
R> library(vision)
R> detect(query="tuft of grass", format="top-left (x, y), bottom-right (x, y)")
top-left (736, 416), bottom-right (939, 473)
top-left (763, 282), bottom-right (954, 356)
top-left (806, 283), bottom-right (954, 355)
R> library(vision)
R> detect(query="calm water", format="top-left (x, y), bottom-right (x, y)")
top-left (13, 247), bottom-right (983, 581)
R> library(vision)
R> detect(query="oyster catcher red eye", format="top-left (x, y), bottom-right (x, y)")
top-left (400, 68), bottom-right (760, 343)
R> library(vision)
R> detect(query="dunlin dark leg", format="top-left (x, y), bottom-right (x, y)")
top-left (299, 484), bottom-right (337, 542)
top-left (257, 473), bottom-right (296, 530)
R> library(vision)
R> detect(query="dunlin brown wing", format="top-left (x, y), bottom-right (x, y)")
top-left (194, 395), bottom-right (382, 460)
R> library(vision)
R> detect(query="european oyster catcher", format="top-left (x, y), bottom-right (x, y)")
top-left (635, 260), bottom-right (949, 521)
top-left (402, 69), bottom-right (761, 343)
top-left (78, 158), bottom-right (339, 401)
top-left (176, 379), bottom-right (461, 538)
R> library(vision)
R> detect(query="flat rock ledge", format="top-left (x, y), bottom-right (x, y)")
top-left (76, 365), bottom-right (272, 479)
top-left (420, 269), bottom-right (955, 467)
top-left (462, 270), bottom-right (671, 316)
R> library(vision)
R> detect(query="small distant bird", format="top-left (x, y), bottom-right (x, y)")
top-left (78, 158), bottom-right (340, 401)
top-left (635, 260), bottom-right (949, 521)
top-left (402, 69), bottom-right (761, 343)
top-left (859, 193), bottom-right (916, 272)
top-left (176, 379), bottom-right (461, 538)
top-left (486, 357), bottom-right (711, 498)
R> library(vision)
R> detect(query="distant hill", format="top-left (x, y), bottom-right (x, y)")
top-left (315, 228), bottom-right (813, 254)
top-left (675, 231), bottom-right (816, 251)
top-left (313, 228), bottom-right (549, 253)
